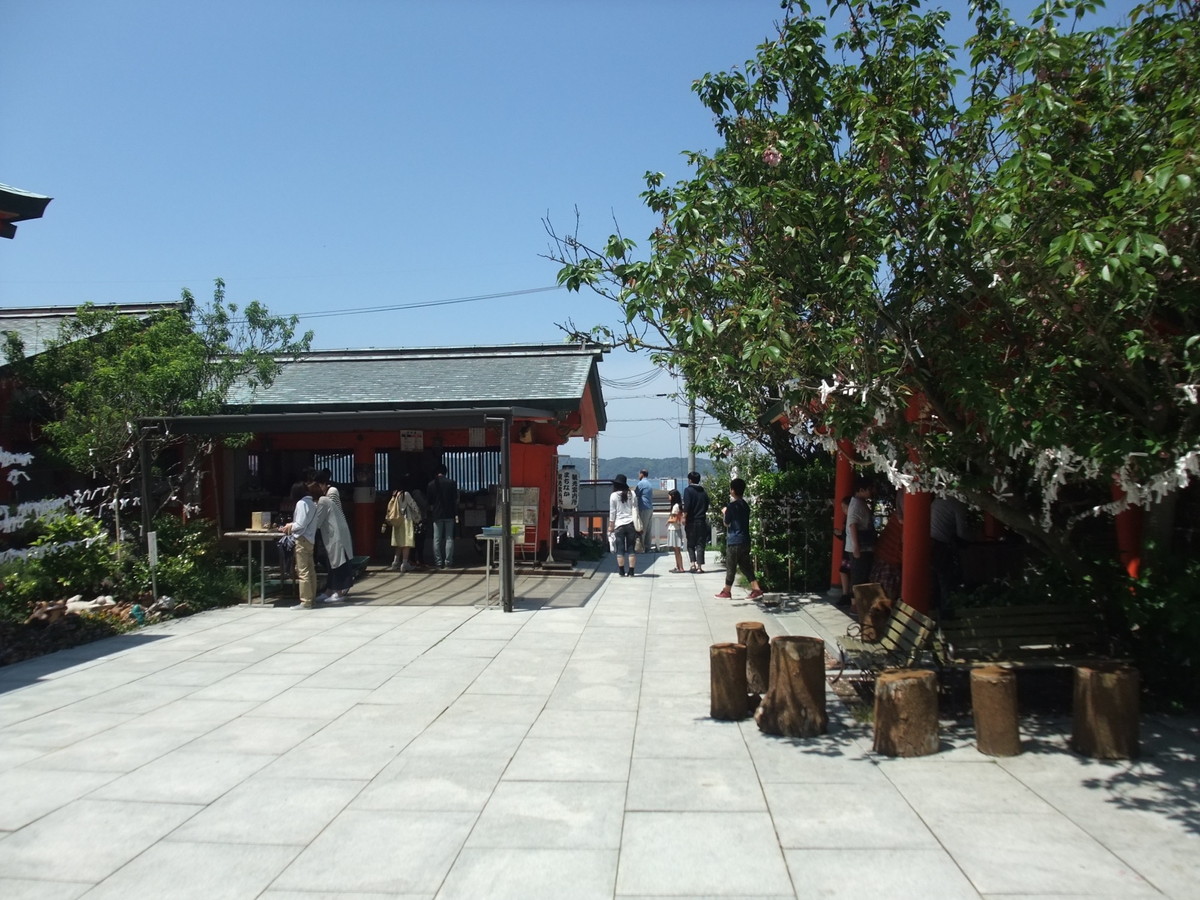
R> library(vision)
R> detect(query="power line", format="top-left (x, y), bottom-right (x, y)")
top-left (285, 285), bottom-right (566, 320)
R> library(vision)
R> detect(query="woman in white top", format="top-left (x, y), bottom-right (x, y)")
top-left (608, 473), bottom-right (638, 576)
top-left (665, 489), bottom-right (685, 573)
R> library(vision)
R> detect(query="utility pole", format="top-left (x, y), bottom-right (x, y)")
top-left (589, 436), bottom-right (599, 481)
top-left (687, 400), bottom-right (697, 475)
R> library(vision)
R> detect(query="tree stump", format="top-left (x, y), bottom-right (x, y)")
top-left (970, 666), bottom-right (1021, 756)
top-left (1071, 663), bottom-right (1140, 759)
top-left (736, 621), bottom-right (770, 694)
top-left (755, 636), bottom-right (827, 737)
top-left (710, 642), bottom-right (749, 720)
top-left (852, 582), bottom-right (887, 624)
top-left (873, 668), bottom-right (939, 757)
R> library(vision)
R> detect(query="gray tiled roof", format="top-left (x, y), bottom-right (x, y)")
top-left (225, 344), bottom-right (606, 419)
top-left (0, 303), bottom-right (181, 359)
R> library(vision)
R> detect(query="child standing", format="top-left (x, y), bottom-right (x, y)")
top-left (714, 478), bottom-right (764, 601)
top-left (666, 489), bottom-right (686, 573)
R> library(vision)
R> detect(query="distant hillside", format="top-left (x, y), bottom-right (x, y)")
top-left (557, 456), bottom-right (715, 484)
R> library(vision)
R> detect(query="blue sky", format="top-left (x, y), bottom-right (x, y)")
top-left (1, 0), bottom-right (1130, 460)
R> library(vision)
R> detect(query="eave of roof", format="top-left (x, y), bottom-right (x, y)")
top-left (0, 183), bottom-right (52, 238)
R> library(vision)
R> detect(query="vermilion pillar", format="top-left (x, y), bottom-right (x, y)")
top-left (1113, 484), bottom-right (1143, 579)
top-left (901, 489), bottom-right (932, 613)
top-left (354, 442), bottom-right (376, 559)
top-left (830, 441), bottom-right (854, 591)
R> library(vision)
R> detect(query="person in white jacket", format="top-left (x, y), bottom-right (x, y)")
top-left (608, 474), bottom-right (638, 577)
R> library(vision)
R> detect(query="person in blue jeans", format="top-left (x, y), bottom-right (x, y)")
top-left (426, 464), bottom-right (459, 568)
top-left (714, 477), bottom-right (764, 601)
top-left (634, 468), bottom-right (654, 553)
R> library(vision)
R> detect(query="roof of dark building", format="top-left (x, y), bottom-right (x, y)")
top-left (225, 343), bottom-right (608, 428)
top-left (0, 302), bottom-right (184, 360)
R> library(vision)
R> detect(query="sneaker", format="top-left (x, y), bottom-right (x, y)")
top-left (714, 588), bottom-right (732, 599)
top-left (299, 601), bottom-right (314, 609)
top-left (400, 562), bottom-right (415, 573)
top-left (315, 592), bottom-right (330, 603)
top-left (746, 588), bottom-right (764, 601)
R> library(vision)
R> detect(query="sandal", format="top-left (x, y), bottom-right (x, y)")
top-left (688, 566), bottom-right (698, 573)
top-left (669, 567), bottom-right (685, 573)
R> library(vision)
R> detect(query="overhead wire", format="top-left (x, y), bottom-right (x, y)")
top-left (283, 285), bottom-right (565, 320)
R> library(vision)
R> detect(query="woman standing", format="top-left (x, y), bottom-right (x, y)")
top-left (666, 489), bottom-right (686, 573)
top-left (608, 474), bottom-right (638, 577)
top-left (385, 488), bottom-right (421, 572)
top-left (314, 484), bottom-right (352, 602)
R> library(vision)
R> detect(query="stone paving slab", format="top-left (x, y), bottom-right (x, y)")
top-left (0, 552), bottom-right (1196, 899)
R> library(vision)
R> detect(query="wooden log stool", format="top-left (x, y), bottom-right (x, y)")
top-left (852, 582), bottom-right (889, 629)
top-left (710, 642), bottom-right (749, 720)
top-left (970, 665), bottom-right (1021, 756)
top-left (873, 668), bottom-right (939, 757)
top-left (1071, 662), bottom-right (1140, 759)
top-left (736, 621), bottom-right (770, 695)
top-left (755, 635), bottom-right (827, 737)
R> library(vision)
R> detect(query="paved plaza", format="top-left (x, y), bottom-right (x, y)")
top-left (1, 553), bottom-right (1196, 899)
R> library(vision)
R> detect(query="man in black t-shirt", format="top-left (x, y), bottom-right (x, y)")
top-left (427, 464), bottom-right (459, 568)
top-left (681, 471), bottom-right (710, 573)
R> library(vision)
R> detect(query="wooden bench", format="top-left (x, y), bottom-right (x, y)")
top-left (835, 599), bottom-right (940, 682)
top-left (935, 603), bottom-right (1121, 669)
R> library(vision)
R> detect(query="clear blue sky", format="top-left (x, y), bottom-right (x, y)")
top-left (0, 0), bottom-right (1130, 460)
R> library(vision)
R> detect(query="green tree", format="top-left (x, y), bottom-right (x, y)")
top-left (4, 280), bottom-right (312, 520)
top-left (547, 0), bottom-right (1200, 574)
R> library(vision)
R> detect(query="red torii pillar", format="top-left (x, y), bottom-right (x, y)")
top-left (830, 441), bottom-right (854, 592)
top-left (353, 443), bottom-right (376, 559)
top-left (901, 489), bottom-right (932, 613)
top-left (1113, 484), bottom-right (1143, 579)
top-left (900, 396), bottom-right (933, 613)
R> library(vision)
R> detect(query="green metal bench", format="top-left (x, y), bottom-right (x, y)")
top-left (835, 598), bottom-right (940, 682)
top-left (935, 603), bottom-right (1121, 669)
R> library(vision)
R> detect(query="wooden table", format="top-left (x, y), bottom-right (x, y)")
top-left (224, 530), bottom-right (281, 605)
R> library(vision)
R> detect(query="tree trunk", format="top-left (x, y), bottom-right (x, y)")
top-left (736, 621), bottom-right (770, 694)
top-left (873, 668), bottom-right (939, 757)
top-left (754, 636), bottom-right (827, 737)
top-left (1071, 663), bottom-right (1140, 759)
top-left (970, 666), bottom-right (1021, 757)
top-left (710, 642), bottom-right (749, 720)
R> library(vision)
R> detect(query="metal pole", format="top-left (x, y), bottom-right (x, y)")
top-left (138, 426), bottom-right (154, 547)
top-left (687, 400), bottom-right (697, 475)
top-left (487, 414), bottom-right (515, 613)
top-left (589, 435), bottom-right (599, 481)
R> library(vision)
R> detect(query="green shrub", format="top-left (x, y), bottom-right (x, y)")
top-left (0, 514), bottom-right (119, 621)
top-left (121, 516), bottom-right (243, 612)
top-left (709, 448), bottom-right (835, 592)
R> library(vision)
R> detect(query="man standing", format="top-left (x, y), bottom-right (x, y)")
top-left (845, 477), bottom-right (875, 596)
top-left (714, 478), bottom-right (764, 601)
top-left (634, 469), bottom-right (654, 553)
top-left (681, 471), bottom-right (710, 573)
top-left (427, 464), bottom-right (459, 569)
top-left (282, 481), bottom-right (320, 608)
